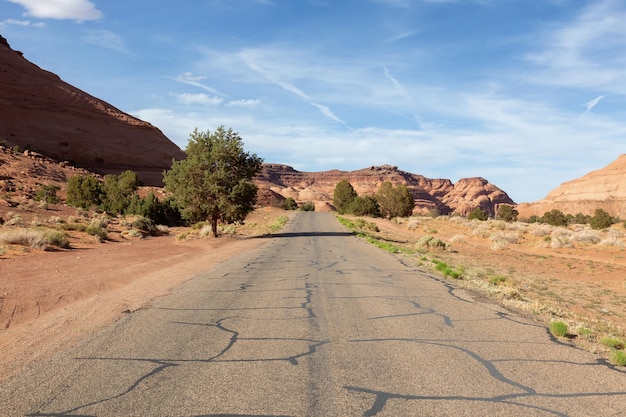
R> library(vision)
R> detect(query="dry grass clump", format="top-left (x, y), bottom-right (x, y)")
top-left (470, 223), bottom-right (492, 238)
top-left (550, 229), bottom-right (573, 249)
top-left (0, 229), bottom-right (48, 250)
top-left (570, 229), bottom-right (601, 245)
top-left (490, 231), bottom-right (521, 250)
top-left (407, 218), bottom-right (421, 230)
top-left (529, 223), bottom-right (554, 237)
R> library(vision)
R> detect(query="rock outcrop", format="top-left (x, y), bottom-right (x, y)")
top-left (517, 154), bottom-right (626, 219)
top-left (255, 164), bottom-right (514, 215)
top-left (0, 35), bottom-right (185, 186)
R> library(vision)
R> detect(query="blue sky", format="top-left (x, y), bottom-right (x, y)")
top-left (1, 0), bottom-right (625, 203)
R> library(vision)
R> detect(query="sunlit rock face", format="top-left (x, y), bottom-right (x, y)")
top-left (0, 35), bottom-right (185, 186)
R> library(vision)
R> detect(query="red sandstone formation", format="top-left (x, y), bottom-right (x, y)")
top-left (0, 35), bottom-right (184, 186)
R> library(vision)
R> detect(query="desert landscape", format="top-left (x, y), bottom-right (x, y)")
top-left (2, 30), bottom-right (626, 385)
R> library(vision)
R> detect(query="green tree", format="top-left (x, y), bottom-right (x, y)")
top-left (542, 209), bottom-right (568, 227)
top-left (66, 175), bottom-right (102, 209)
top-left (100, 170), bottom-right (139, 214)
top-left (333, 179), bottom-right (358, 214)
top-left (590, 208), bottom-right (613, 230)
top-left (376, 181), bottom-right (415, 218)
top-left (349, 195), bottom-right (380, 217)
top-left (163, 126), bottom-right (263, 237)
top-left (496, 204), bottom-right (519, 222)
top-left (467, 207), bottom-right (488, 221)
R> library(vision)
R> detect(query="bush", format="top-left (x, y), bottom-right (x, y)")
top-left (66, 175), bottom-right (102, 209)
top-left (300, 201), bottom-right (316, 211)
top-left (0, 229), bottom-right (48, 250)
top-left (85, 225), bottom-right (108, 241)
top-left (590, 208), bottom-right (613, 230)
top-left (281, 197), bottom-right (298, 210)
top-left (467, 207), bottom-right (488, 221)
top-left (349, 195), bottom-right (380, 217)
top-left (46, 231), bottom-right (70, 249)
top-left (131, 216), bottom-right (156, 235)
top-left (600, 337), bottom-right (625, 350)
top-left (100, 170), bottom-right (139, 214)
top-left (34, 184), bottom-right (60, 204)
top-left (496, 205), bottom-right (518, 222)
top-left (542, 209), bottom-right (568, 227)
top-left (126, 192), bottom-right (183, 226)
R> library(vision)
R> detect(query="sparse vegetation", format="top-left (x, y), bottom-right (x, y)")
top-left (467, 207), bottom-right (488, 221)
top-left (600, 336), bottom-right (625, 350)
top-left (34, 184), bottom-right (60, 204)
top-left (610, 350), bottom-right (626, 366)
top-left (300, 201), bottom-right (316, 212)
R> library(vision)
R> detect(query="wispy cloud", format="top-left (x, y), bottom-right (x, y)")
top-left (0, 18), bottom-right (45, 28)
top-left (83, 30), bottom-right (131, 55)
top-left (226, 99), bottom-right (260, 108)
top-left (585, 95), bottom-right (605, 113)
top-left (7, 0), bottom-right (103, 21)
top-left (238, 49), bottom-right (349, 127)
top-left (173, 72), bottom-right (226, 97)
top-left (174, 93), bottom-right (224, 106)
top-left (524, 0), bottom-right (626, 93)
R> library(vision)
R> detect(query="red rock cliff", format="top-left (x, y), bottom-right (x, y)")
top-left (0, 35), bottom-right (185, 186)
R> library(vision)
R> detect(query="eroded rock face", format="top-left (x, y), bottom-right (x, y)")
top-left (517, 154), bottom-right (626, 219)
top-left (255, 164), bottom-right (514, 215)
top-left (0, 35), bottom-right (185, 186)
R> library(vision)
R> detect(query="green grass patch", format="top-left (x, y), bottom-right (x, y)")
top-left (549, 321), bottom-right (568, 338)
top-left (432, 260), bottom-right (463, 279)
top-left (600, 336), bottom-right (625, 350)
top-left (489, 275), bottom-right (508, 286)
top-left (610, 350), bottom-right (626, 366)
top-left (270, 216), bottom-right (289, 232)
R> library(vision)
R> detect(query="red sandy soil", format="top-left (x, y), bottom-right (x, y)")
top-left (0, 207), bottom-right (286, 382)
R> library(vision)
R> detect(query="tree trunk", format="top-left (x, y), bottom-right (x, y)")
top-left (211, 216), bottom-right (219, 238)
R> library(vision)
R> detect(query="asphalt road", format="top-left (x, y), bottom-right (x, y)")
top-left (2, 212), bottom-right (626, 416)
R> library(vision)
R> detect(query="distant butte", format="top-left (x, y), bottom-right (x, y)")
top-left (517, 154), bottom-right (626, 219)
top-left (0, 35), bottom-right (185, 186)
top-left (255, 164), bottom-right (515, 216)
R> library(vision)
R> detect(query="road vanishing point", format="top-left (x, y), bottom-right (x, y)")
top-left (2, 212), bottom-right (626, 416)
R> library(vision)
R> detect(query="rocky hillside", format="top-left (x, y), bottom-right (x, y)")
top-left (517, 154), bottom-right (626, 219)
top-left (0, 35), bottom-right (185, 186)
top-left (255, 164), bottom-right (514, 216)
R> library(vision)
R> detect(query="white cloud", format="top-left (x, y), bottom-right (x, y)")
top-left (83, 30), bottom-right (130, 54)
top-left (175, 93), bottom-right (224, 106)
top-left (7, 0), bottom-right (103, 21)
top-left (524, 0), bottom-right (626, 93)
top-left (174, 72), bottom-right (226, 96)
top-left (585, 95), bottom-right (605, 113)
top-left (226, 99), bottom-right (260, 108)
top-left (0, 18), bottom-right (45, 27)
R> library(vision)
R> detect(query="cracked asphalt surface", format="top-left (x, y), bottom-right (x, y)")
top-left (2, 212), bottom-right (626, 416)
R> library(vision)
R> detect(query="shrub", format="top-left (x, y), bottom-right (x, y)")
top-left (85, 225), bottom-right (108, 241)
top-left (300, 201), bottom-right (316, 211)
top-left (542, 209), bottom-right (568, 227)
top-left (590, 208), bottom-right (613, 230)
top-left (46, 231), bottom-right (70, 249)
top-left (281, 197), bottom-right (298, 210)
top-left (66, 175), bottom-right (102, 209)
top-left (100, 170), bottom-right (139, 214)
top-left (496, 205), bottom-right (518, 222)
top-left (126, 192), bottom-right (183, 226)
top-left (549, 321), bottom-right (568, 338)
top-left (34, 184), bottom-right (60, 204)
top-left (131, 216), bottom-right (156, 235)
top-left (467, 207), bottom-right (488, 221)
top-left (349, 195), bottom-right (380, 217)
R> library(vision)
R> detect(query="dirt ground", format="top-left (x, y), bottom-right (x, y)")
top-left (0, 207), bottom-right (290, 382)
top-left (2, 209), bottom-right (626, 382)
